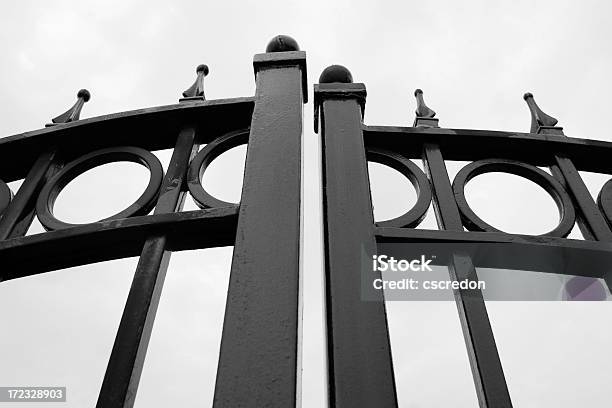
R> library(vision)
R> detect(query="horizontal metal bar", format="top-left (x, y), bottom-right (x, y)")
top-left (375, 227), bottom-right (612, 279)
top-left (0, 97), bottom-right (254, 182)
top-left (364, 125), bottom-right (612, 173)
top-left (0, 207), bottom-right (237, 281)
top-left (375, 226), bottom-right (612, 249)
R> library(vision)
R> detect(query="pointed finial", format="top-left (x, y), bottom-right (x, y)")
top-left (414, 89), bottom-right (435, 118)
top-left (181, 64), bottom-right (209, 101)
top-left (413, 89), bottom-right (438, 127)
top-left (523, 92), bottom-right (562, 134)
top-left (46, 89), bottom-right (90, 127)
top-left (266, 35), bottom-right (300, 52)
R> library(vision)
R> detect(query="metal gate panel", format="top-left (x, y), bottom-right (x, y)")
top-left (0, 35), bottom-right (306, 408)
top-left (315, 65), bottom-right (612, 408)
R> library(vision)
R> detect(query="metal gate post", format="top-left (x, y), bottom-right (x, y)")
top-left (213, 36), bottom-right (307, 407)
top-left (315, 65), bottom-right (398, 408)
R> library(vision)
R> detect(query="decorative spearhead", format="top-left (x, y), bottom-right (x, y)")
top-left (523, 92), bottom-right (561, 134)
top-left (413, 89), bottom-right (438, 127)
top-left (46, 89), bottom-right (90, 127)
top-left (181, 64), bottom-right (209, 100)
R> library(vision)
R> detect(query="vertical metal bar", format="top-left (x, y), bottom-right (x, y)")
top-left (96, 126), bottom-right (198, 408)
top-left (212, 46), bottom-right (306, 407)
top-left (423, 144), bottom-right (462, 231)
top-left (423, 143), bottom-right (513, 408)
top-left (315, 71), bottom-right (398, 407)
top-left (0, 150), bottom-right (58, 240)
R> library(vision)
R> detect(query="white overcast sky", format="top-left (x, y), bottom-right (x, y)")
top-left (1, 0), bottom-right (612, 407)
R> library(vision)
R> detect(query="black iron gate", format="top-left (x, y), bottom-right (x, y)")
top-left (2, 35), bottom-right (612, 407)
top-left (0, 36), bottom-right (305, 407)
top-left (315, 64), bottom-right (612, 408)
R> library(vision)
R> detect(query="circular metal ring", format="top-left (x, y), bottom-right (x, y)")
top-left (187, 129), bottom-right (249, 209)
top-left (367, 148), bottom-right (432, 228)
top-left (452, 159), bottom-right (576, 237)
top-left (0, 179), bottom-right (12, 215)
top-left (36, 146), bottom-right (164, 230)
top-left (597, 179), bottom-right (612, 229)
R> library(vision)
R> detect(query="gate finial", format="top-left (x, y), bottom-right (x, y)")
top-left (314, 65), bottom-right (364, 132)
top-left (523, 92), bottom-right (563, 135)
top-left (181, 64), bottom-right (209, 101)
top-left (255, 35), bottom-right (307, 103)
top-left (46, 89), bottom-right (90, 127)
top-left (413, 89), bottom-right (438, 127)
top-left (319, 65), bottom-right (353, 84)
top-left (266, 35), bottom-right (300, 52)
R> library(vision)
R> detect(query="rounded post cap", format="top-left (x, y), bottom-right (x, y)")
top-left (196, 64), bottom-right (209, 75)
top-left (266, 35), bottom-right (300, 52)
top-left (77, 89), bottom-right (91, 102)
top-left (319, 65), bottom-right (353, 84)
top-left (523, 92), bottom-right (533, 100)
